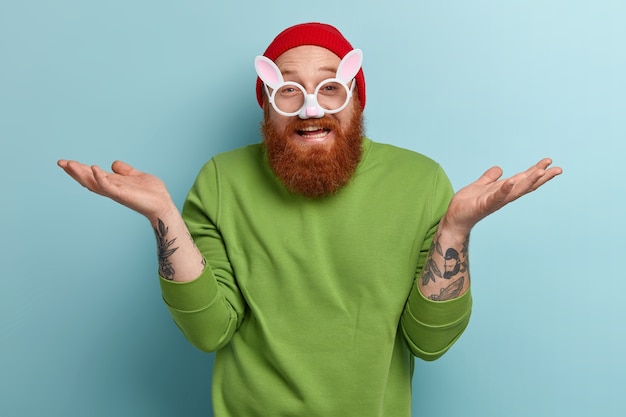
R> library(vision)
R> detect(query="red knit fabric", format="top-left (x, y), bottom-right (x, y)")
top-left (256, 22), bottom-right (366, 110)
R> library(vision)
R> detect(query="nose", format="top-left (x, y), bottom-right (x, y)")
top-left (298, 94), bottom-right (324, 119)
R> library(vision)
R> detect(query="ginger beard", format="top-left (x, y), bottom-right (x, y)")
top-left (261, 103), bottom-right (364, 199)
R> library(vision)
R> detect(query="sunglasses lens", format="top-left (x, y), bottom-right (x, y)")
top-left (316, 81), bottom-right (349, 111)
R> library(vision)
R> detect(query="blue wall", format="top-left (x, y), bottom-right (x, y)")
top-left (2, 1), bottom-right (624, 416)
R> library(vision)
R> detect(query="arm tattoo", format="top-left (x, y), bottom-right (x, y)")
top-left (421, 234), bottom-right (470, 287)
top-left (422, 239), bottom-right (444, 286)
top-left (429, 276), bottom-right (465, 301)
top-left (154, 218), bottom-right (179, 280)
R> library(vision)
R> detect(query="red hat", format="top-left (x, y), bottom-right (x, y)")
top-left (256, 22), bottom-right (366, 110)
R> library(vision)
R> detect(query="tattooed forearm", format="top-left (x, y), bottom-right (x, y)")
top-left (429, 276), bottom-right (465, 301)
top-left (154, 218), bottom-right (179, 280)
top-left (422, 234), bottom-right (469, 286)
top-left (422, 239), bottom-right (444, 286)
top-left (421, 232), bottom-right (470, 300)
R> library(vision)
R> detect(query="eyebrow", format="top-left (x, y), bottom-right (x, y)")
top-left (281, 66), bottom-right (337, 77)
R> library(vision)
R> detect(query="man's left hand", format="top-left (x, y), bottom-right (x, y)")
top-left (442, 158), bottom-right (563, 235)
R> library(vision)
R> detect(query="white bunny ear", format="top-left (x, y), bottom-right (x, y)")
top-left (255, 56), bottom-right (284, 88)
top-left (336, 49), bottom-right (363, 82)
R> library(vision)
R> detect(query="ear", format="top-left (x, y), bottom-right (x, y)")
top-left (336, 49), bottom-right (363, 82)
top-left (255, 56), bottom-right (284, 88)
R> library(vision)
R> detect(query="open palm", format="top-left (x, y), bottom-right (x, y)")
top-left (444, 158), bottom-right (562, 234)
top-left (57, 160), bottom-right (173, 221)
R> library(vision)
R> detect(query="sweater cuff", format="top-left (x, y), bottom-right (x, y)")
top-left (401, 287), bottom-right (472, 360)
top-left (159, 266), bottom-right (220, 312)
top-left (407, 286), bottom-right (472, 327)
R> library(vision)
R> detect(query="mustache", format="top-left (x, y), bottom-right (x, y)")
top-left (285, 116), bottom-right (340, 134)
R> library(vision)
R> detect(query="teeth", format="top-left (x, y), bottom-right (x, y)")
top-left (300, 126), bottom-right (322, 132)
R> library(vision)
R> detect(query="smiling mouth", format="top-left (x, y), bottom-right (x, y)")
top-left (297, 126), bottom-right (331, 141)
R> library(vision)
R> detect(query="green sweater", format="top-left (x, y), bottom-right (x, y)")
top-left (160, 138), bottom-right (472, 416)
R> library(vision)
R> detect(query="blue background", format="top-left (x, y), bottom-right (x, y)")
top-left (1, 1), bottom-right (624, 416)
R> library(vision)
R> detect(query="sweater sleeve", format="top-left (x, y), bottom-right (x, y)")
top-left (160, 159), bottom-right (246, 352)
top-left (400, 165), bottom-right (472, 361)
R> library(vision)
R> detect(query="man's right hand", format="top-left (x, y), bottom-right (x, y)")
top-left (57, 160), bottom-right (175, 222)
top-left (58, 159), bottom-right (206, 282)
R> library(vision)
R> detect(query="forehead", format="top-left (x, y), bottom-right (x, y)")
top-left (274, 45), bottom-right (341, 78)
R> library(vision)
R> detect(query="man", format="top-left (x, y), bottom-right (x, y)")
top-left (58, 22), bottom-right (561, 417)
